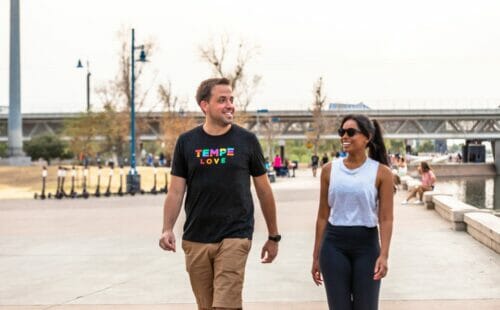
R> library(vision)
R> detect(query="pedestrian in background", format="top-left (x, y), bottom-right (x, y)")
top-left (402, 161), bottom-right (436, 205)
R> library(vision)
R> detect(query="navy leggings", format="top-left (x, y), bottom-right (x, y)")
top-left (319, 224), bottom-right (381, 310)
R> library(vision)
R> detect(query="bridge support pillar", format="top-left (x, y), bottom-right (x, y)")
top-left (492, 140), bottom-right (500, 175)
top-left (3, 0), bottom-right (30, 166)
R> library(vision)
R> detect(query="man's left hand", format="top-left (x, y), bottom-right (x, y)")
top-left (261, 240), bottom-right (278, 263)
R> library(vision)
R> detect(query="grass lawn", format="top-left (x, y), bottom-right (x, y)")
top-left (0, 165), bottom-right (170, 199)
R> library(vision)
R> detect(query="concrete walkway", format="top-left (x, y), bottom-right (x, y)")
top-left (0, 168), bottom-right (499, 309)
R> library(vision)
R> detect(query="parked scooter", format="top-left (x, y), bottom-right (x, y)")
top-left (116, 166), bottom-right (124, 196)
top-left (80, 167), bottom-right (90, 199)
top-left (104, 168), bottom-right (113, 197)
top-left (148, 166), bottom-right (158, 195)
top-left (54, 167), bottom-right (68, 199)
top-left (159, 167), bottom-right (169, 194)
top-left (94, 165), bottom-right (102, 197)
top-left (34, 166), bottom-right (48, 200)
top-left (69, 166), bottom-right (78, 198)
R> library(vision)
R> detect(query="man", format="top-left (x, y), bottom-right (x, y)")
top-left (311, 153), bottom-right (319, 177)
top-left (159, 78), bottom-right (280, 310)
top-left (321, 153), bottom-right (329, 167)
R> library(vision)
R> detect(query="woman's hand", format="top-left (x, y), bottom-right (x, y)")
top-left (373, 255), bottom-right (388, 280)
top-left (311, 258), bottom-right (323, 286)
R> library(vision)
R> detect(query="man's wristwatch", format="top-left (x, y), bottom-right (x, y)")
top-left (268, 234), bottom-right (282, 242)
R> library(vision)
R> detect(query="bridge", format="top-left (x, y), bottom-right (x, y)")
top-left (1, 109), bottom-right (499, 171)
top-left (1, 109), bottom-right (499, 141)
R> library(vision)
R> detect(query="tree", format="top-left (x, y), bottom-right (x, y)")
top-left (417, 140), bottom-right (435, 153)
top-left (24, 134), bottom-right (71, 164)
top-left (307, 77), bottom-right (327, 155)
top-left (94, 28), bottom-right (155, 159)
top-left (63, 112), bottom-right (100, 160)
top-left (385, 139), bottom-right (405, 154)
top-left (158, 81), bottom-right (197, 163)
top-left (64, 28), bottom-right (155, 163)
top-left (199, 35), bottom-right (261, 113)
top-left (0, 142), bottom-right (7, 157)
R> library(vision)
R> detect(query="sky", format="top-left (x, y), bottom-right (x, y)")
top-left (1, 0), bottom-right (500, 113)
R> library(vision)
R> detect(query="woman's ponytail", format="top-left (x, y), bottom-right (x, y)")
top-left (368, 120), bottom-right (389, 166)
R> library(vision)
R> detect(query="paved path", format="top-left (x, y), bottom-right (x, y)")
top-left (1, 168), bottom-right (499, 309)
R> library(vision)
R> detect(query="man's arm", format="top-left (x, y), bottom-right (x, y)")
top-left (159, 175), bottom-right (186, 252)
top-left (253, 174), bottom-right (279, 263)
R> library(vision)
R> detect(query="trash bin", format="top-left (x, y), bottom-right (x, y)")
top-left (126, 174), bottom-right (141, 194)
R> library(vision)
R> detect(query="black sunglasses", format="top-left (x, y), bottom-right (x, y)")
top-left (338, 128), bottom-right (362, 137)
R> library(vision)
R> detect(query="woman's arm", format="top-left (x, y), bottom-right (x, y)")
top-left (374, 165), bottom-right (394, 280)
top-left (312, 162), bottom-right (331, 285)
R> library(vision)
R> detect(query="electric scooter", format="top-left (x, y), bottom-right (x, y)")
top-left (116, 166), bottom-right (124, 196)
top-left (80, 167), bottom-right (90, 199)
top-left (94, 165), bottom-right (102, 197)
top-left (104, 168), bottom-right (113, 197)
top-left (34, 166), bottom-right (48, 200)
top-left (159, 167), bottom-right (169, 194)
top-left (69, 166), bottom-right (77, 198)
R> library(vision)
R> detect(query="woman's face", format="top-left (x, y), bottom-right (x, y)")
top-left (340, 119), bottom-right (370, 154)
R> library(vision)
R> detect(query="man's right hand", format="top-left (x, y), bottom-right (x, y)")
top-left (159, 230), bottom-right (176, 252)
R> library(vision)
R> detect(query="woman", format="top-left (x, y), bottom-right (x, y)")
top-left (402, 161), bottom-right (436, 204)
top-left (273, 154), bottom-right (282, 176)
top-left (397, 157), bottom-right (407, 176)
top-left (312, 115), bottom-right (394, 310)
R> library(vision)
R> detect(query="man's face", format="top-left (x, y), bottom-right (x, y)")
top-left (201, 84), bottom-right (234, 126)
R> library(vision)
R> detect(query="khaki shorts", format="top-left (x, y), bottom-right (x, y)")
top-left (182, 238), bottom-right (252, 309)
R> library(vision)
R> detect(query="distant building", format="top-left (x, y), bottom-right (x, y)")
top-left (328, 102), bottom-right (370, 110)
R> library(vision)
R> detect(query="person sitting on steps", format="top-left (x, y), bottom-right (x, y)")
top-left (402, 161), bottom-right (436, 205)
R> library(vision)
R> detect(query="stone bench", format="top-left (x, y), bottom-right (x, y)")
top-left (423, 191), bottom-right (452, 210)
top-left (432, 195), bottom-right (488, 231)
top-left (464, 212), bottom-right (500, 254)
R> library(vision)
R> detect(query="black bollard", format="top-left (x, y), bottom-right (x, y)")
top-left (104, 168), bottom-right (113, 197)
top-left (94, 165), bottom-right (102, 197)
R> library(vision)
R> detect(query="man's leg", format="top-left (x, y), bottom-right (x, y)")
top-left (212, 238), bottom-right (252, 309)
top-left (182, 240), bottom-right (217, 309)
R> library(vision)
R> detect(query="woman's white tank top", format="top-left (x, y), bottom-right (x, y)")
top-left (328, 157), bottom-right (379, 227)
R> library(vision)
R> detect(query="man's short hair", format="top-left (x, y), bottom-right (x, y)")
top-left (196, 78), bottom-right (231, 105)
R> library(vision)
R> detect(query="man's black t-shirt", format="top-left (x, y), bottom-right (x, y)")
top-left (171, 124), bottom-right (267, 243)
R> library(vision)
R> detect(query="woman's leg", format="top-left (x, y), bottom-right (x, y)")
top-left (351, 229), bottom-right (381, 310)
top-left (406, 187), bottom-right (418, 201)
top-left (320, 234), bottom-right (353, 309)
top-left (418, 186), bottom-right (433, 201)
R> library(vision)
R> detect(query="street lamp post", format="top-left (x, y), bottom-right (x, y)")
top-left (126, 28), bottom-right (147, 194)
top-left (256, 108), bottom-right (268, 139)
top-left (76, 60), bottom-right (91, 112)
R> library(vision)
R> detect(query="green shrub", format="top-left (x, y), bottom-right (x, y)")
top-left (24, 135), bottom-right (71, 164)
top-left (0, 142), bottom-right (7, 157)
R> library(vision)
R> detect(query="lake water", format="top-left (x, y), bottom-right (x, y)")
top-left (437, 175), bottom-right (500, 210)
